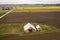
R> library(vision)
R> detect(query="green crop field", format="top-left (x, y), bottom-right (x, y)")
top-left (0, 10), bottom-right (9, 16)
top-left (0, 23), bottom-right (60, 37)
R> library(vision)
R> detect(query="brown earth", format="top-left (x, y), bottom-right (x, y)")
top-left (0, 11), bottom-right (60, 28)
top-left (0, 11), bottom-right (60, 40)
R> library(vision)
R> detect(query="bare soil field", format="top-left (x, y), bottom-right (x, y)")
top-left (0, 11), bottom-right (60, 28)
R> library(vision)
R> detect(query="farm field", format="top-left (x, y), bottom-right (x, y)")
top-left (0, 11), bottom-right (60, 40)
top-left (0, 6), bottom-right (60, 40)
top-left (16, 6), bottom-right (60, 9)
top-left (15, 6), bottom-right (60, 12)
top-left (0, 12), bottom-right (60, 28)
top-left (0, 23), bottom-right (60, 40)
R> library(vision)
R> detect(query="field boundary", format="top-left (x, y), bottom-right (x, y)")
top-left (14, 9), bottom-right (60, 12)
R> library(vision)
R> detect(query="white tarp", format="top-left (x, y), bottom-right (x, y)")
top-left (24, 23), bottom-right (36, 31)
top-left (36, 25), bottom-right (42, 31)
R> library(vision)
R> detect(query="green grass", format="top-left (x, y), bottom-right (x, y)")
top-left (0, 10), bottom-right (9, 16)
top-left (0, 23), bottom-right (60, 36)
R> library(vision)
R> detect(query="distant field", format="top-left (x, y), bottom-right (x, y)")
top-left (15, 6), bottom-right (60, 12)
top-left (16, 6), bottom-right (60, 10)
top-left (0, 10), bottom-right (9, 16)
